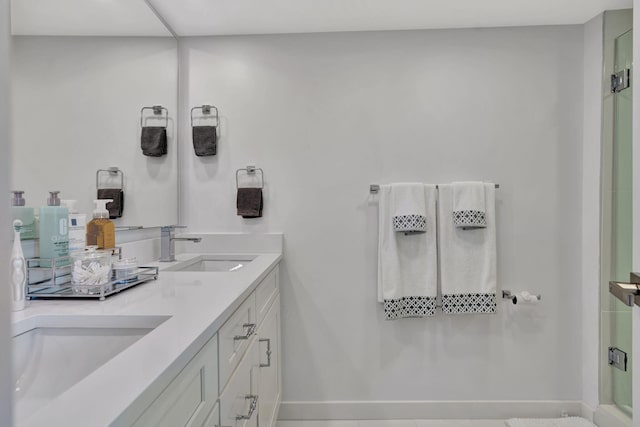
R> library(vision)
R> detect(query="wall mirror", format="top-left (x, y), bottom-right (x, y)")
top-left (10, 0), bottom-right (178, 229)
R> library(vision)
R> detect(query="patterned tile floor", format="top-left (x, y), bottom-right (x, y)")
top-left (277, 420), bottom-right (506, 427)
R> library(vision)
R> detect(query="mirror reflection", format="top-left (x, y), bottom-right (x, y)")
top-left (10, 0), bottom-right (179, 229)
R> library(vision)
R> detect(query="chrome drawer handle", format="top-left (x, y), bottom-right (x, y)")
top-left (234, 323), bottom-right (256, 341)
top-left (236, 394), bottom-right (258, 420)
top-left (259, 338), bottom-right (272, 368)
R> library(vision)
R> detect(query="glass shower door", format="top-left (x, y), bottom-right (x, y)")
top-left (609, 28), bottom-right (633, 414)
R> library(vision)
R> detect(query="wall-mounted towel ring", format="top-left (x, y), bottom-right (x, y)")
top-left (140, 105), bottom-right (168, 128)
top-left (190, 105), bottom-right (219, 128)
top-left (236, 166), bottom-right (264, 189)
top-left (96, 167), bottom-right (125, 219)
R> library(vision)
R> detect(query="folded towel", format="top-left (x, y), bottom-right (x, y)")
top-left (452, 181), bottom-right (487, 228)
top-left (377, 184), bottom-right (437, 319)
top-left (141, 126), bottom-right (167, 157)
top-left (97, 189), bottom-right (124, 219)
top-left (391, 183), bottom-right (427, 234)
top-left (237, 188), bottom-right (263, 218)
top-left (192, 126), bottom-right (217, 157)
top-left (438, 183), bottom-right (497, 314)
top-left (505, 418), bottom-right (596, 427)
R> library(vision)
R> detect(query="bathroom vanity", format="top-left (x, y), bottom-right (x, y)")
top-left (12, 251), bottom-right (282, 427)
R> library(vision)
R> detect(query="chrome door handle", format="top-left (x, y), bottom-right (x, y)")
top-left (259, 338), bottom-right (272, 368)
top-left (236, 394), bottom-right (258, 420)
top-left (234, 323), bottom-right (256, 341)
top-left (609, 273), bottom-right (640, 307)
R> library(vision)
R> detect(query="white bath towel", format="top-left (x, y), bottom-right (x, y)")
top-left (505, 417), bottom-right (596, 427)
top-left (391, 183), bottom-right (427, 233)
top-left (452, 181), bottom-right (487, 228)
top-left (438, 183), bottom-right (497, 314)
top-left (377, 184), bottom-right (438, 319)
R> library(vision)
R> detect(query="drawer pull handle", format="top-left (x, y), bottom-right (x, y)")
top-left (234, 323), bottom-right (256, 341)
top-left (259, 338), bottom-right (272, 368)
top-left (236, 394), bottom-right (258, 420)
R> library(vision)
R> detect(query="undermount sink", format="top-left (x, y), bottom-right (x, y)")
top-left (13, 315), bottom-right (170, 424)
top-left (165, 255), bottom-right (256, 272)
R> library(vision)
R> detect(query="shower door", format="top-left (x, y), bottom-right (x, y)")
top-left (606, 28), bottom-right (633, 414)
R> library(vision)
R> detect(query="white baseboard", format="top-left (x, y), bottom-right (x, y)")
top-left (277, 401), bottom-right (584, 421)
top-left (593, 405), bottom-right (632, 427)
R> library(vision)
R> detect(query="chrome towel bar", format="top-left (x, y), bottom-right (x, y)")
top-left (370, 183), bottom-right (500, 193)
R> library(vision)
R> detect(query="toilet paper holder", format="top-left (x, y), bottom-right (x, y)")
top-left (502, 290), bottom-right (541, 304)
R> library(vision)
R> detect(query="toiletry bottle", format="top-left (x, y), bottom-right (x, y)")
top-left (39, 191), bottom-right (69, 267)
top-left (10, 191), bottom-right (36, 240)
top-left (11, 220), bottom-right (26, 311)
top-left (61, 200), bottom-right (87, 255)
top-left (86, 199), bottom-right (115, 249)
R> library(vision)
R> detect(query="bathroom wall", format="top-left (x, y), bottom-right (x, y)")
top-left (0, 0), bottom-right (12, 424)
top-left (180, 26), bottom-right (584, 404)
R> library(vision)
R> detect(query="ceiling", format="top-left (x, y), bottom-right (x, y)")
top-left (148, 0), bottom-right (632, 36)
top-left (11, 0), bottom-right (172, 36)
top-left (10, 0), bottom-right (634, 37)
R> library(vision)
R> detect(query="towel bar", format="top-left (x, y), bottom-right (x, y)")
top-left (370, 183), bottom-right (500, 193)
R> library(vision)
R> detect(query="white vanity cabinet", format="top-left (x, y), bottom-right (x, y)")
top-left (132, 335), bottom-right (219, 427)
top-left (129, 264), bottom-right (281, 427)
top-left (219, 266), bottom-right (281, 427)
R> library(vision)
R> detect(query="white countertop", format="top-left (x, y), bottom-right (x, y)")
top-left (14, 251), bottom-right (282, 427)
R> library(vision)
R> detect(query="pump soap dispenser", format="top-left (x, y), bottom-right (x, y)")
top-left (87, 199), bottom-right (115, 249)
top-left (10, 191), bottom-right (36, 240)
top-left (39, 191), bottom-right (69, 267)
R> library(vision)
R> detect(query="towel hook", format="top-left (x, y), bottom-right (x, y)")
top-left (190, 105), bottom-right (219, 128)
top-left (236, 166), bottom-right (264, 189)
top-left (140, 105), bottom-right (168, 128)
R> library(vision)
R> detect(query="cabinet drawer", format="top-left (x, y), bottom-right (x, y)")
top-left (219, 340), bottom-right (259, 427)
top-left (219, 293), bottom-right (256, 392)
top-left (255, 266), bottom-right (279, 326)
top-left (133, 334), bottom-right (218, 427)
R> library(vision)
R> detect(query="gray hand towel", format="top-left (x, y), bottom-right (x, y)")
top-left (141, 126), bottom-right (167, 157)
top-left (97, 189), bottom-right (124, 219)
top-left (237, 188), bottom-right (263, 218)
top-left (192, 126), bottom-right (217, 156)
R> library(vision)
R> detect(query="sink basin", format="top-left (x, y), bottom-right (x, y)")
top-left (13, 315), bottom-right (169, 424)
top-left (165, 255), bottom-right (256, 272)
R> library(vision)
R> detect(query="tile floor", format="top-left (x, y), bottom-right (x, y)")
top-left (277, 420), bottom-right (506, 427)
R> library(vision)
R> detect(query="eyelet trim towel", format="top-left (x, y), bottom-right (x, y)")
top-left (505, 417), bottom-right (597, 427)
top-left (452, 181), bottom-right (487, 228)
top-left (438, 183), bottom-right (497, 315)
top-left (392, 214), bottom-right (426, 233)
top-left (391, 183), bottom-right (427, 233)
top-left (378, 184), bottom-right (438, 319)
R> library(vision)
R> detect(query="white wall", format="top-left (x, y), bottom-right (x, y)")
top-left (0, 0), bottom-right (13, 424)
top-left (11, 36), bottom-right (178, 228)
top-left (582, 13), bottom-right (604, 411)
top-left (180, 26), bottom-right (584, 402)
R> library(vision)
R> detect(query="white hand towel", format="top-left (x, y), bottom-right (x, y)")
top-left (438, 183), bottom-right (497, 314)
top-left (377, 184), bottom-right (437, 319)
top-left (452, 181), bottom-right (487, 228)
top-left (391, 183), bottom-right (427, 233)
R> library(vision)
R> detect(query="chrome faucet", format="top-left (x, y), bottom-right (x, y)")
top-left (160, 225), bottom-right (202, 262)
